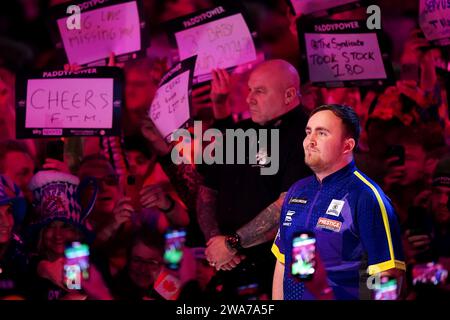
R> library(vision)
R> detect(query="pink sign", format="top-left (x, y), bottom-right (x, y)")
top-left (304, 33), bottom-right (386, 82)
top-left (149, 71), bottom-right (190, 139)
top-left (419, 0), bottom-right (450, 45)
top-left (25, 78), bottom-right (113, 128)
top-left (175, 13), bottom-right (257, 78)
top-left (56, 1), bottom-right (141, 65)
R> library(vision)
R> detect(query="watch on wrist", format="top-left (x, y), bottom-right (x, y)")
top-left (225, 233), bottom-right (243, 251)
top-left (159, 195), bottom-right (175, 213)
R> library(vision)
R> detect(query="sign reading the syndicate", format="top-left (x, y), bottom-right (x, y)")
top-left (419, 0), bottom-right (450, 46)
top-left (51, 0), bottom-right (147, 66)
top-left (149, 56), bottom-right (196, 140)
top-left (167, 5), bottom-right (257, 81)
top-left (298, 18), bottom-right (393, 87)
top-left (288, 0), bottom-right (361, 16)
top-left (16, 67), bottom-right (123, 138)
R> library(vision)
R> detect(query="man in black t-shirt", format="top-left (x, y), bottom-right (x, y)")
top-left (198, 60), bottom-right (311, 298)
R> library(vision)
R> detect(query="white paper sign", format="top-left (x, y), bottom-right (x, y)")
top-left (291, 0), bottom-right (359, 15)
top-left (149, 71), bottom-right (190, 138)
top-left (175, 13), bottom-right (257, 77)
top-left (25, 78), bottom-right (113, 128)
top-left (56, 1), bottom-right (141, 65)
top-left (419, 0), bottom-right (450, 45)
top-left (305, 33), bottom-right (386, 82)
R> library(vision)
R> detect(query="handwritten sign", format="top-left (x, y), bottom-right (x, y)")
top-left (298, 18), bottom-right (393, 87)
top-left (171, 6), bottom-right (257, 80)
top-left (149, 57), bottom-right (196, 139)
top-left (289, 0), bottom-right (360, 16)
top-left (419, 0), bottom-right (450, 46)
top-left (53, 0), bottom-right (144, 65)
top-left (305, 33), bottom-right (386, 82)
top-left (26, 78), bottom-right (113, 128)
top-left (16, 67), bottom-right (123, 138)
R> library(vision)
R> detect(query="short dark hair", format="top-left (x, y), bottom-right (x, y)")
top-left (123, 134), bottom-right (153, 160)
top-left (310, 104), bottom-right (361, 146)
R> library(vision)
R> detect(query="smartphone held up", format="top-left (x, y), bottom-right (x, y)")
top-left (291, 231), bottom-right (316, 281)
top-left (64, 242), bottom-right (90, 290)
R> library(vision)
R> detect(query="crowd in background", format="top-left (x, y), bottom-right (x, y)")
top-left (0, 0), bottom-right (449, 300)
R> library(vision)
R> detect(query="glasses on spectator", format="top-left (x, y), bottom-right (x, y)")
top-left (95, 174), bottom-right (120, 186)
top-left (130, 257), bottom-right (162, 268)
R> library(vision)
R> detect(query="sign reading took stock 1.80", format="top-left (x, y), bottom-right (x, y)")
top-left (15, 67), bottom-right (123, 138)
top-left (166, 5), bottom-right (257, 82)
top-left (297, 17), bottom-right (394, 87)
top-left (149, 56), bottom-right (196, 141)
top-left (50, 0), bottom-right (148, 66)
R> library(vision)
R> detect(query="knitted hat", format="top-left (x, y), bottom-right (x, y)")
top-left (27, 170), bottom-right (97, 241)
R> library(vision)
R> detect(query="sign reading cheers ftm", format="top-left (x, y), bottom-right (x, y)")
top-left (149, 56), bottom-right (197, 141)
top-left (419, 0), bottom-right (450, 46)
top-left (165, 5), bottom-right (257, 83)
top-left (298, 17), bottom-right (394, 87)
top-left (50, 0), bottom-right (147, 66)
top-left (15, 67), bottom-right (123, 138)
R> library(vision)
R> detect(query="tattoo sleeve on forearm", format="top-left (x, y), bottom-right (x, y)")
top-left (237, 192), bottom-right (286, 248)
top-left (158, 154), bottom-right (203, 212)
top-left (197, 185), bottom-right (221, 241)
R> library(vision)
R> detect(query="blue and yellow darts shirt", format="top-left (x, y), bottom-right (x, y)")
top-left (272, 161), bottom-right (406, 300)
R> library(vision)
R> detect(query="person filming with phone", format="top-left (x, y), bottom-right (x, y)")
top-left (272, 104), bottom-right (406, 300)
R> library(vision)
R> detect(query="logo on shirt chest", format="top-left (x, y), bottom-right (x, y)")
top-left (283, 210), bottom-right (296, 227)
top-left (316, 217), bottom-right (342, 232)
top-left (325, 199), bottom-right (345, 217)
top-left (288, 197), bottom-right (308, 204)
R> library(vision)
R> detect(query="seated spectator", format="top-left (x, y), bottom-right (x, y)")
top-left (0, 175), bottom-right (29, 300)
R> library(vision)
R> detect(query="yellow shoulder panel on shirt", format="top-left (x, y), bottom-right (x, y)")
top-left (271, 243), bottom-right (285, 264)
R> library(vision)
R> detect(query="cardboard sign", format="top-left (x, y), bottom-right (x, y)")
top-left (167, 5), bottom-right (257, 82)
top-left (16, 67), bottom-right (123, 138)
top-left (419, 0), bottom-right (450, 46)
top-left (288, 0), bottom-right (361, 16)
top-left (51, 0), bottom-right (147, 66)
top-left (298, 18), bottom-right (393, 87)
top-left (149, 56), bottom-right (196, 140)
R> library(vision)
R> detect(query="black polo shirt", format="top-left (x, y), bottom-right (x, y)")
top-left (200, 106), bottom-right (311, 234)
